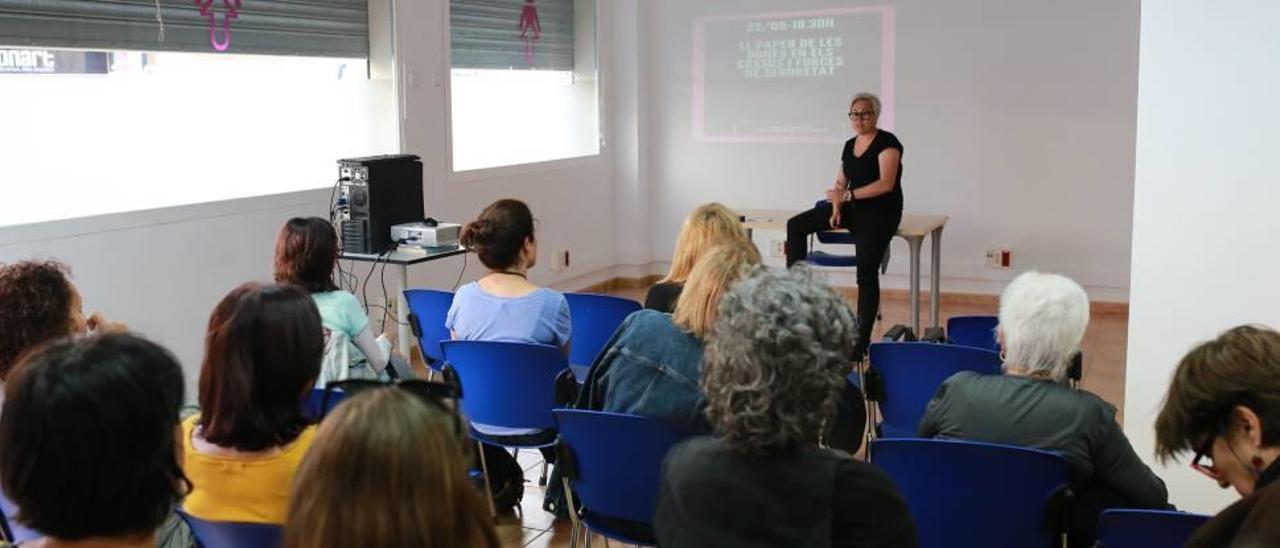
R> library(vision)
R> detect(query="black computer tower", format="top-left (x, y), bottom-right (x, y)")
top-left (337, 155), bottom-right (424, 254)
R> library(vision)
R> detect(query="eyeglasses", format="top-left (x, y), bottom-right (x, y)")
top-left (1190, 435), bottom-right (1222, 481)
top-left (848, 110), bottom-right (875, 120)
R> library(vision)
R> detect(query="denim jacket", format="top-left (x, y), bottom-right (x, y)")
top-left (574, 309), bottom-right (709, 431)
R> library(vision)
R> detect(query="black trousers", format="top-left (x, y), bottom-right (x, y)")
top-left (786, 201), bottom-right (901, 351)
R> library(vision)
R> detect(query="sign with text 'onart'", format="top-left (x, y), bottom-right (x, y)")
top-left (0, 49), bottom-right (111, 75)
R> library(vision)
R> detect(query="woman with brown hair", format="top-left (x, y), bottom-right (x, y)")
top-left (645, 203), bottom-right (750, 313)
top-left (284, 388), bottom-right (499, 548)
top-left (447, 199), bottom-right (570, 349)
top-left (274, 217), bottom-right (397, 382)
top-left (1155, 324), bottom-right (1280, 547)
top-left (181, 282), bottom-right (323, 524)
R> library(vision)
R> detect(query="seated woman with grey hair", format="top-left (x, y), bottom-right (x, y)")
top-left (655, 266), bottom-right (916, 548)
top-left (919, 271), bottom-right (1168, 547)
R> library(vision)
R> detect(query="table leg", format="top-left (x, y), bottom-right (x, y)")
top-left (930, 227), bottom-right (944, 330)
top-left (908, 236), bottom-right (922, 335)
top-left (396, 264), bottom-right (412, 358)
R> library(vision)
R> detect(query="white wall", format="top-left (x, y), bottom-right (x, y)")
top-left (0, 192), bottom-right (332, 398)
top-left (1124, 0), bottom-right (1280, 514)
top-left (0, 0), bottom-right (629, 398)
top-left (643, 0), bottom-right (1139, 300)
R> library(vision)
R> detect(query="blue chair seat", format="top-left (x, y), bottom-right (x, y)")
top-left (866, 342), bottom-right (1003, 438)
top-left (554, 410), bottom-right (702, 546)
top-left (807, 249), bottom-right (860, 267)
top-left (403, 289), bottom-right (455, 374)
top-left (1096, 508), bottom-right (1211, 548)
top-left (872, 439), bottom-right (1070, 548)
top-left (177, 510), bottom-right (283, 548)
top-left (564, 293), bottom-right (641, 374)
top-left (947, 315), bottom-right (1001, 353)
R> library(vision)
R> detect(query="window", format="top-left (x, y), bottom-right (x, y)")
top-left (0, 1), bottom-right (393, 228)
top-left (449, 0), bottom-right (600, 172)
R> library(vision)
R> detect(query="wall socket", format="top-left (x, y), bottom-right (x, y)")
top-left (552, 249), bottom-right (570, 272)
top-left (985, 247), bottom-right (1013, 269)
top-left (769, 239), bottom-right (786, 259)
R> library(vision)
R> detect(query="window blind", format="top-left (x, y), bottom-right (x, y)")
top-left (451, 0), bottom-right (574, 71)
top-left (0, 0), bottom-right (368, 58)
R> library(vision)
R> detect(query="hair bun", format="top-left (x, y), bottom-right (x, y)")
top-left (461, 218), bottom-right (491, 247)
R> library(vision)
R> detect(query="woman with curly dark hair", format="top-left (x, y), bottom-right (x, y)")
top-left (654, 266), bottom-right (916, 548)
top-left (0, 260), bottom-right (125, 382)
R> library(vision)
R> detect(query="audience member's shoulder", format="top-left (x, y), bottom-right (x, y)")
top-left (1072, 387), bottom-right (1119, 419)
top-left (666, 436), bottom-right (720, 467)
top-left (454, 281), bottom-right (480, 297)
top-left (833, 451), bottom-right (898, 490)
top-left (941, 370), bottom-right (985, 388)
top-left (626, 309), bottom-right (679, 331)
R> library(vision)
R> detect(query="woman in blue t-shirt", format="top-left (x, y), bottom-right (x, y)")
top-left (447, 199), bottom-right (570, 351)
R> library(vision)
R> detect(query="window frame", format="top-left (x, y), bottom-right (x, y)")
top-left (442, 0), bottom-right (606, 179)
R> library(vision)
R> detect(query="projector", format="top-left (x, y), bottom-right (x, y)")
top-left (391, 222), bottom-right (461, 248)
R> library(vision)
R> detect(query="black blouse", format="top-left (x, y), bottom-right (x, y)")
top-left (841, 130), bottom-right (904, 213)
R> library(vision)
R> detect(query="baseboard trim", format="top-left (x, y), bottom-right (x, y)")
top-left (573, 275), bottom-right (1129, 317)
top-left (577, 274), bottom-right (664, 294)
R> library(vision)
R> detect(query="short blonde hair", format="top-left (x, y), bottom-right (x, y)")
top-left (673, 240), bottom-right (762, 338)
top-left (850, 92), bottom-right (881, 117)
top-left (662, 203), bottom-right (747, 284)
top-left (998, 271), bottom-right (1090, 381)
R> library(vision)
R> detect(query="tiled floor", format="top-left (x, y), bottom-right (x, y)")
top-left (495, 284), bottom-right (1129, 546)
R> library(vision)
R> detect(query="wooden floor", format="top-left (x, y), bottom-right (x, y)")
top-left (496, 285), bottom-right (1130, 547)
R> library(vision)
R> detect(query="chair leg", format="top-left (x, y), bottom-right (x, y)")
top-left (539, 459), bottom-right (549, 486)
top-left (476, 441), bottom-right (496, 516)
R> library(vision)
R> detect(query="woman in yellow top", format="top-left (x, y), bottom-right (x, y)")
top-left (182, 282), bottom-right (323, 524)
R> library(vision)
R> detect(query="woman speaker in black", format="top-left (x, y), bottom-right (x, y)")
top-left (785, 92), bottom-right (903, 359)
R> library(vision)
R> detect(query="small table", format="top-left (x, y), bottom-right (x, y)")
top-left (739, 209), bottom-right (948, 335)
top-left (340, 245), bottom-right (468, 357)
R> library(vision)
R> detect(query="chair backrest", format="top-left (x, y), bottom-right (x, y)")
top-left (403, 289), bottom-right (455, 370)
top-left (441, 340), bottom-right (568, 430)
top-left (303, 387), bottom-right (349, 421)
top-left (564, 293), bottom-right (641, 368)
top-left (177, 510), bottom-right (283, 548)
top-left (871, 438), bottom-right (1069, 548)
top-left (947, 315), bottom-right (1001, 353)
top-left (869, 342), bottom-right (1002, 438)
top-left (554, 410), bottom-right (699, 526)
top-left (1096, 509), bottom-right (1211, 548)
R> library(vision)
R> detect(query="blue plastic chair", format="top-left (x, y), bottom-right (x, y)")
top-left (177, 509), bottom-right (283, 548)
top-left (0, 492), bottom-right (38, 544)
top-left (440, 340), bottom-right (570, 504)
top-left (553, 410), bottom-right (701, 546)
top-left (871, 438), bottom-right (1070, 548)
top-left (947, 315), bottom-right (1001, 353)
top-left (564, 293), bottom-right (641, 382)
top-left (403, 289), bottom-right (455, 374)
top-left (1095, 509), bottom-right (1211, 548)
top-left (865, 342), bottom-right (1002, 438)
top-left (805, 200), bottom-right (890, 272)
top-left (303, 387), bottom-right (349, 421)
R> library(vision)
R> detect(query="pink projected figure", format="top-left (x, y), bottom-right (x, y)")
top-left (195, 0), bottom-right (241, 52)
top-left (519, 0), bottom-right (541, 65)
